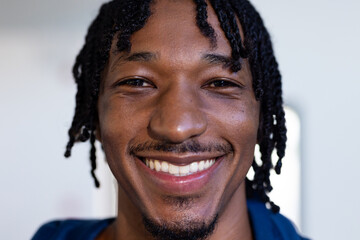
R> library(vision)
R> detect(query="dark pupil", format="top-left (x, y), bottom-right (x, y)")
top-left (128, 79), bottom-right (144, 86)
top-left (214, 80), bottom-right (229, 87)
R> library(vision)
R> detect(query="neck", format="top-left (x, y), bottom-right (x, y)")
top-left (97, 183), bottom-right (253, 240)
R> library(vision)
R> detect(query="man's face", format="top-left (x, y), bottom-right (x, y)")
top-left (97, 0), bottom-right (259, 233)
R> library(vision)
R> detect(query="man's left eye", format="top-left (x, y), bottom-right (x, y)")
top-left (116, 78), bottom-right (153, 87)
top-left (207, 79), bottom-right (241, 88)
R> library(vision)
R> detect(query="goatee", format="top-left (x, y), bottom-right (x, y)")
top-left (142, 214), bottom-right (218, 240)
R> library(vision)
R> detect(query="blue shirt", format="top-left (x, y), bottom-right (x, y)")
top-left (32, 199), bottom-right (309, 240)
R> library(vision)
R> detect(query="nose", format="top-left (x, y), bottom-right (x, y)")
top-left (148, 86), bottom-right (207, 143)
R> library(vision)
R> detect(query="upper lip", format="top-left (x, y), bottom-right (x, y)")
top-left (135, 153), bottom-right (224, 165)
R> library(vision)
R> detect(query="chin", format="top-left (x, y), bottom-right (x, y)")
top-left (137, 189), bottom-right (225, 240)
top-left (142, 211), bottom-right (219, 240)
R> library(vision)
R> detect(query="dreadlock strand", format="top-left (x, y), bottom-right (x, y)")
top-left (193, 0), bottom-right (217, 47)
top-left (209, 0), bottom-right (242, 71)
top-left (223, 0), bottom-right (247, 58)
top-left (90, 130), bottom-right (100, 188)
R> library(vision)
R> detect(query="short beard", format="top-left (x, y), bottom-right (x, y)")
top-left (142, 214), bottom-right (218, 240)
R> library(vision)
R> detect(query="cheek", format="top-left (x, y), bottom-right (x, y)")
top-left (97, 98), bottom-right (148, 199)
top-left (98, 96), bottom-right (146, 142)
top-left (210, 97), bottom-right (259, 175)
top-left (211, 97), bottom-right (260, 144)
top-left (232, 102), bottom-right (259, 162)
top-left (97, 94), bottom-right (155, 172)
top-left (97, 97), bottom-right (135, 171)
top-left (99, 102), bottom-right (128, 147)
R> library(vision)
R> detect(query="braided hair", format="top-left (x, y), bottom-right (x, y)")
top-left (65, 0), bottom-right (287, 213)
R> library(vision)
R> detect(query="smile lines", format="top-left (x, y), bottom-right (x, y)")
top-left (144, 158), bottom-right (216, 176)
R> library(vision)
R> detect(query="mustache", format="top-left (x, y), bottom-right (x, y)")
top-left (128, 140), bottom-right (233, 154)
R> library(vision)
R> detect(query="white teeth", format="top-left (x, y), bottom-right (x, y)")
top-left (204, 160), bottom-right (210, 169)
top-left (189, 162), bottom-right (198, 173)
top-left (169, 164), bottom-right (179, 175)
top-left (149, 160), bottom-right (154, 170)
top-left (154, 160), bottom-right (161, 172)
top-left (179, 165), bottom-right (190, 176)
top-left (198, 161), bottom-right (205, 171)
top-left (144, 158), bottom-right (216, 176)
top-left (161, 161), bottom-right (169, 172)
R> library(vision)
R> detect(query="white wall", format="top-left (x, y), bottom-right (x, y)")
top-left (0, 2), bottom-right (107, 239)
top-left (1, 0), bottom-right (359, 239)
top-left (251, 0), bottom-right (360, 239)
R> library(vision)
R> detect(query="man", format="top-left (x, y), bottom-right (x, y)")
top-left (33, 0), bottom-right (308, 239)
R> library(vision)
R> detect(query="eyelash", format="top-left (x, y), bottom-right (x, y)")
top-left (205, 79), bottom-right (243, 88)
top-left (115, 78), bottom-right (154, 88)
top-left (114, 77), bottom-right (243, 90)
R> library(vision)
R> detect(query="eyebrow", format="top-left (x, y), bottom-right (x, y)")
top-left (110, 51), bottom-right (159, 72)
top-left (110, 52), bottom-right (234, 72)
top-left (202, 53), bottom-right (233, 68)
top-left (125, 52), bottom-right (158, 61)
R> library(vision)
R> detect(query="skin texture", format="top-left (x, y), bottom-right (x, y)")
top-left (96, 0), bottom-right (259, 239)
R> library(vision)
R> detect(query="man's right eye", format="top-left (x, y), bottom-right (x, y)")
top-left (115, 78), bottom-right (153, 88)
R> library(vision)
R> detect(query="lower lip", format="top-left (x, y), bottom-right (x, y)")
top-left (136, 156), bottom-right (224, 194)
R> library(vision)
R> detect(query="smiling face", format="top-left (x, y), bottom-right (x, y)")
top-left (97, 0), bottom-right (259, 238)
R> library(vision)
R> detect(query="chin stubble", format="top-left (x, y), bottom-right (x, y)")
top-left (162, 195), bottom-right (201, 209)
top-left (142, 214), bottom-right (218, 240)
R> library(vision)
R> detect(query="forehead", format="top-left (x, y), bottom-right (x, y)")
top-left (112, 0), bottom-right (237, 61)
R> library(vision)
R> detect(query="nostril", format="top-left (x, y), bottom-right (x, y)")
top-left (148, 109), bottom-right (207, 143)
